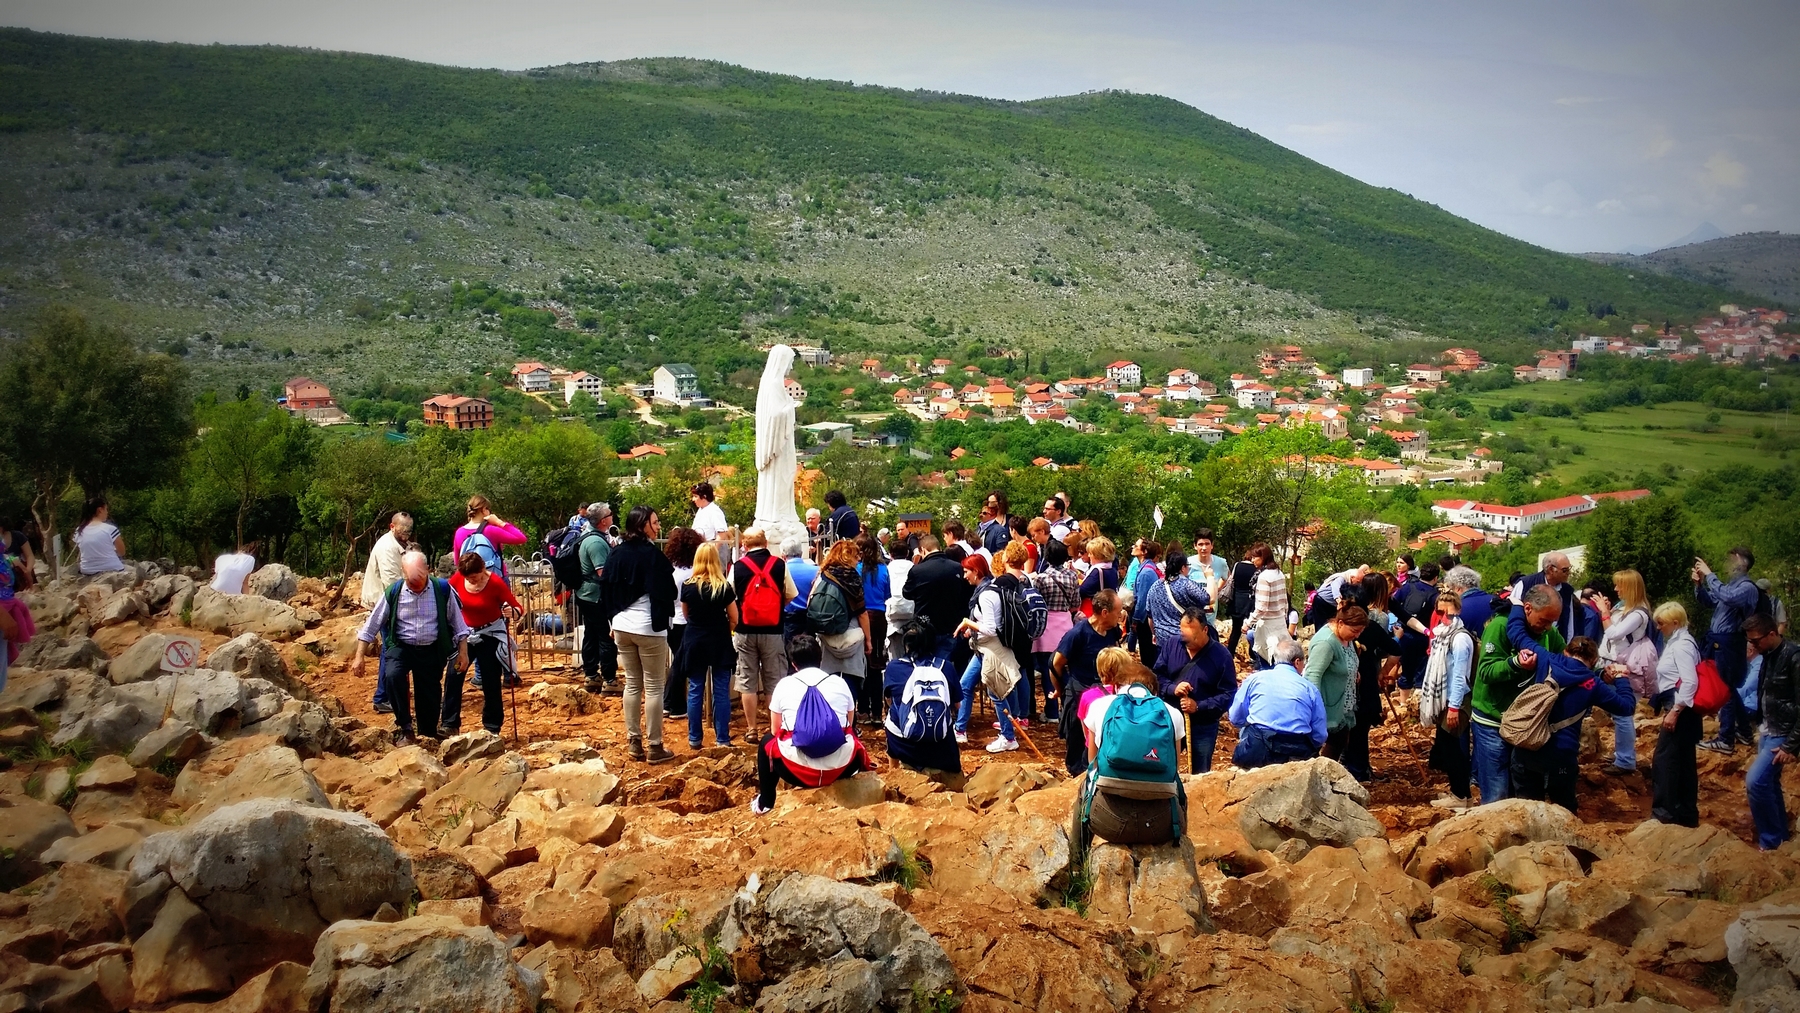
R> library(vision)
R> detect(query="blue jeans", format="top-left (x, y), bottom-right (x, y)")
top-left (683, 628), bottom-right (736, 746)
top-left (1472, 720), bottom-right (1512, 804)
top-left (1747, 732), bottom-right (1791, 850)
top-left (1233, 724), bottom-right (1317, 769)
top-left (1611, 710), bottom-right (1637, 769)
top-left (1190, 718), bottom-right (1220, 774)
top-left (953, 653), bottom-right (1015, 739)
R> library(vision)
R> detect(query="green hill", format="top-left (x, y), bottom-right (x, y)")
top-left (0, 29), bottom-right (1756, 395)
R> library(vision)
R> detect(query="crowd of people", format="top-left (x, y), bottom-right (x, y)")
top-left (14, 481), bottom-right (1790, 858)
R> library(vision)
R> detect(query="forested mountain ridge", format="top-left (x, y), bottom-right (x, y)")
top-left (0, 29), bottom-right (1755, 395)
top-left (1585, 232), bottom-right (1800, 307)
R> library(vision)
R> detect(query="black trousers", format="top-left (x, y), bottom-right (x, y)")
top-left (1651, 701), bottom-right (1702, 827)
top-left (664, 624), bottom-right (689, 715)
top-left (1430, 724), bottom-right (1472, 800)
top-left (579, 599), bottom-right (617, 686)
top-left (1060, 679), bottom-right (1094, 776)
top-left (1133, 618), bottom-right (1156, 669)
top-left (1224, 610), bottom-right (1246, 659)
top-left (1511, 751), bottom-right (1579, 813)
top-left (756, 734), bottom-right (867, 809)
top-left (862, 611), bottom-right (888, 717)
top-left (383, 641), bottom-right (450, 737)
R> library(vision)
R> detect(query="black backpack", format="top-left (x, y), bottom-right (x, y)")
top-left (550, 529), bottom-right (598, 591)
top-left (996, 578), bottom-right (1034, 657)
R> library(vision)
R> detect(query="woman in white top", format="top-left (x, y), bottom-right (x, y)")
top-left (74, 498), bottom-right (127, 575)
top-left (210, 543), bottom-right (258, 594)
top-left (1247, 543), bottom-right (1292, 669)
top-left (953, 545), bottom-right (1027, 753)
top-left (1597, 569), bottom-right (1653, 776)
top-left (1650, 601), bottom-right (1701, 828)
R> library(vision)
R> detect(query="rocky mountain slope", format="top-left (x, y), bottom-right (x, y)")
top-left (3, 561), bottom-right (1799, 1012)
top-left (0, 29), bottom-right (1752, 395)
top-left (1587, 233), bottom-right (1800, 308)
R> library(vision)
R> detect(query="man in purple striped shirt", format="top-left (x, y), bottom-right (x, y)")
top-left (351, 552), bottom-right (470, 745)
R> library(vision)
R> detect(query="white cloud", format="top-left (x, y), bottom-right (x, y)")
top-left (1703, 151), bottom-right (1748, 188)
top-left (1595, 199), bottom-right (1626, 214)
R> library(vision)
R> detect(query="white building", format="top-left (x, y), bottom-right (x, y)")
top-left (1235, 384), bottom-right (1275, 410)
top-left (563, 371), bottom-right (604, 404)
top-left (1572, 335), bottom-right (1607, 354)
top-left (1166, 368), bottom-right (1200, 387)
top-left (511, 361), bottom-right (553, 393)
top-left (1105, 360), bottom-right (1143, 388)
top-left (801, 421), bottom-right (854, 444)
top-left (1342, 367), bottom-right (1375, 388)
top-left (1431, 490), bottom-right (1649, 537)
top-left (652, 363), bottom-right (707, 406)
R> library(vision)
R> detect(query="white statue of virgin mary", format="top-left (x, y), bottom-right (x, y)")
top-left (752, 344), bottom-right (804, 544)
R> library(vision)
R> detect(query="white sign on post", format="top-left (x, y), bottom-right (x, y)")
top-left (160, 635), bottom-right (202, 674)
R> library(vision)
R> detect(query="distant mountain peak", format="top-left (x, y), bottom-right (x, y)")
top-left (1660, 221), bottom-right (1728, 251)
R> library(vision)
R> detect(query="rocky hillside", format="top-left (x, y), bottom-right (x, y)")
top-left (2, 561), bottom-right (1799, 1012)
top-left (1587, 232), bottom-right (1800, 308)
top-left (0, 29), bottom-right (1753, 395)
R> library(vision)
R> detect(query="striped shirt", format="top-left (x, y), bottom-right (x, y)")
top-left (1254, 568), bottom-right (1290, 625)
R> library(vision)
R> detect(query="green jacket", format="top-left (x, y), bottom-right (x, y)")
top-left (1472, 612), bottom-right (1567, 723)
top-left (573, 531), bottom-right (610, 605)
top-left (1304, 624), bottom-right (1359, 732)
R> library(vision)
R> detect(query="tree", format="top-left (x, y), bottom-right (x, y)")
top-left (304, 436), bottom-right (422, 609)
top-left (1364, 431), bottom-right (1401, 458)
top-left (811, 443), bottom-right (894, 512)
top-left (194, 396), bottom-right (315, 548)
top-left (0, 308), bottom-right (191, 576)
top-left (462, 422), bottom-right (614, 534)
top-left (878, 412), bottom-right (919, 442)
top-left (1585, 497), bottom-right (1695, 599)
top-left (1300, 521), bottom-right (1391, 587)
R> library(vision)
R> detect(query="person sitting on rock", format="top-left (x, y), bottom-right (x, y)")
top-left (1228, 638), bottom-right (1327, 769)
top-left (753, 632), bottom-right (869, 815)
top-left (882, 619), bottom-right (962, 775)
top-left (1077, 658), bottom-right (1187, 848)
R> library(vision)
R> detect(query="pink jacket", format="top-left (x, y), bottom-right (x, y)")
top-left (452, 522), bottom-right (526, 562)
top-left (1, 597), bottom-right (35, 663)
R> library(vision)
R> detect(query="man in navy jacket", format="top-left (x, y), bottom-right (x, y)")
top-left (1155, 606), bottom-right (1237, 774)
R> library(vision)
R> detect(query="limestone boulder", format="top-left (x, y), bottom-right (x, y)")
top-left (1135, 931), bottom-right (1360, 1013)
top-left (161, 960), bottom-right (309, 1013)
top-left (95, 588), bottom-right (148, 627)
top-left (141, 573), bottom-right (197, 614)
top-left (390, 752), bottom-right (529, 851)
top-left (50, 674), bottom-right (159, 754)
top-left (302, 916), bottom-right (544, 1013)
top-left (129, 798), bottom-right (415, 978)
top-left (736, 805), bottom-right (903, 882)
top-left (21, 589), bottom-right (81, 631)
top-left (127, 719), bottom-right (206, 768)
top-left (720, 872), bottom-right (956, 1010)
top-left (76, 754), bottom-right (136, 791)
top-left (522, 888), bottom-right (615, 950)
top-left (962, 762), bottom-right (1054, 809)
top-left (0, 665), bottom-right (69, 711)
top-left (1086, 837), bottom-right (1214, 939)
top-left (613, 885), bottom-right (739, 978)
top-left (0, 797), bottom-right (80, 888)
top-left (1727, 904), bottom-right (1800, 1012)
top-left (518, 944), bottom-right (647, 1013)
top-left (246, 564), bottom-right (298, 602)
top-left (109, 632), bottom-right (197, 685)
top-left (407, 849), bottom-right (486, 901)
top-left (242, 698), bottom-right (343, 756)
top-left (911, 808), bottom-right (1071, 902)
top-left (439, 729), bottom-right (506, 767)
top-left (26, 861), bottom-right (129, 948)
top-left (207, 633), bottom-right (298, 694)
top-left (189, 586), bottom-right (304, 640)
top-left (5, 957), bottom-right (134, 1013)
top-left (1408, 798), bottom-right (1613, 886)
top-left (755, 955), bottom-right (883, 1013)
top-left (40, 822), bottom-right (148, 871)
top-left (522, 758), bottom-right (621, 805)
top-left (181, 743), bottom-right (329, 821)
top-left (1201, 758), bottom-right (1383, 853)
top-left (17, 635), bottom-right (109, 673)
top-left (1210, 838), bottom-right (1433, 940)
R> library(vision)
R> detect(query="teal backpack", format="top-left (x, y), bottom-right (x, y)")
top-left (1085, 686), bottom-right (1185, 839)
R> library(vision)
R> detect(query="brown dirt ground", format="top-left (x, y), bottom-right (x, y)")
top-left (254, 606), bottom-right (1800, 849)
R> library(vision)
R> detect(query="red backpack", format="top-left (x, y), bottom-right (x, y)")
top-left (1692, 658), bottom-right (1729, 714)
top-left (740, 553), bottom-right (783, 628)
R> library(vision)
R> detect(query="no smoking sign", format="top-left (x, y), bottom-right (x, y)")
top-left (160, 635), bottom-right (202, 674)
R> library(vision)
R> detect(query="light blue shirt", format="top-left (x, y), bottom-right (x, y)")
top-left (1148, 573), bottom-right (1210, 644)
top-left (1697, 572), bottom-right (1758, 636)
top-left (1228, 662), bottom-right (1328, 745)
top-left (1439, 619), bottom-right (1475, 710)
top-left (358, 579), bottom-right (470, 647)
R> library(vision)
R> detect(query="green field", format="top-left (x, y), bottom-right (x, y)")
top-left (1468, 383), bottom-right (1790, 483)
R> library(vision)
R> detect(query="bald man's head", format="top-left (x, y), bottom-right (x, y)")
top-left (402, 550), bottom-right (429, 589)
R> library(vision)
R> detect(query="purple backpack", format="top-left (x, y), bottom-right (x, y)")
top-left (789, 673), bottom-right (848, 759)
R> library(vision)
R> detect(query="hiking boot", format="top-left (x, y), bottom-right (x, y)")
top-left (1603, 764), bottom-right (1638, 777)
top-left (374, 702), bottom-right (394, 715)
top-left (1698, 738), bottom-right (1735, 754)
top-left (392, 732), bottom-right (415, 748)
top-left (626, 738), bottom-right (646, 762)
top-left (1429, 793), bottom-right (1471, 811)
top-left (584, 680), bottom-right (606, 695)
top-left (986, 737), bottom-right (1020, 753)
top-left (645, 745), bottom-right (677, 764)
top-left (689, 739), bottom-right (705, 751)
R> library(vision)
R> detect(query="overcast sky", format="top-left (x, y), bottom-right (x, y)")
top-left (7, 0), bottom-right (1795, 254)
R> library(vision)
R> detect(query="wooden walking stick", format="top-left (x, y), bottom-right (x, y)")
top-left (1380, 683), bottom-right (1431, 781)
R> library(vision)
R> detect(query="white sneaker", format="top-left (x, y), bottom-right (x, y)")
top-left (1429, 794), bottom-right (1471, 811)
top-left (954, 731), bottom-right (969, 744)
top-left (986, 737), bottom-right (1020, 753)
top-left (750, 797), bottom-right (771, 815)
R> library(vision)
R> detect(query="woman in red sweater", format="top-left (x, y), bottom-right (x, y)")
top-left (446, 552), bottom-right (522, 734)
